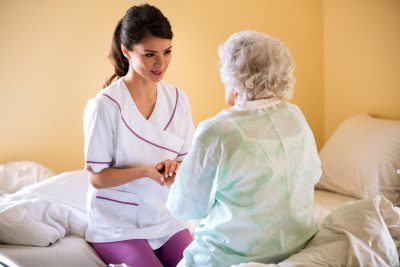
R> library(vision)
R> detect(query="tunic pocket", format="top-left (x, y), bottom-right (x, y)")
top-left (94, 188), bottom-right (140, 229)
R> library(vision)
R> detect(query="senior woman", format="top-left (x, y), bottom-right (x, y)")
top-left (166, 30), bottom-right (321, 267)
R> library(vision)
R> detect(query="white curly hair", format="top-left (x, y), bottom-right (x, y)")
top-left (218, 30), bottom-right (295, 102)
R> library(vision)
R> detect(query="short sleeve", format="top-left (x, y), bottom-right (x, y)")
top-left (83, 98), bottom-right (114, 173)
top-left (166, 130), bottom-right (218, 220)
top-left (176, 91), bottom-right (195, 161)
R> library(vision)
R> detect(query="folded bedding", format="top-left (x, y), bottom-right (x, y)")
top-left (0, 198), bottom-right (86, 246)
top-left (233, 196), bottom-right (400, 267)
top-left (0, 170), bottom-right (88, 246)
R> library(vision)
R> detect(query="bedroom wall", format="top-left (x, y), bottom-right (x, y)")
top-left (0, 0), bottom-right (323, 173)
top-left (323, 0), bottom-right (400, 141)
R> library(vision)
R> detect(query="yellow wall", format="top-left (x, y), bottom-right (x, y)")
top-left (0, 0), bottom-right (323, 173)
top-left (324, 0), bottom-right (400, 141)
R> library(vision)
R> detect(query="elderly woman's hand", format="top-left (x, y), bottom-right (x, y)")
top-left (163, 174), bottom-right (176, 188)
top-left (155, 159), bottom-right (181, 179)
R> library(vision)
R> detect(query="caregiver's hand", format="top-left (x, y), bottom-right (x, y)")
top-left (144, 166), bottom-right (167, 186)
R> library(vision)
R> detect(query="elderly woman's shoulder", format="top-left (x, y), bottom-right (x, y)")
top-left (195, 110), bottom-right (238, 139)
top-left (284, 102), bottom-right (309, 122)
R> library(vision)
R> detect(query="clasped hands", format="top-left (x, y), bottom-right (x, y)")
top-left (149, 159), bottom-right (181, 187)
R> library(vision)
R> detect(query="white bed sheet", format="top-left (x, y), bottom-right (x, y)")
top-left (0, 235), bottom-right (106, 267)
top-left (313, 189), bottom-right (358, 226)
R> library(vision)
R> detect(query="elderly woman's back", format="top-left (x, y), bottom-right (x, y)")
top-left (167, 30), bottom-right (321, 267)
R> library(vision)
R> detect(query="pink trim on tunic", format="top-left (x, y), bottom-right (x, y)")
top-left (163, 87), bottom-right (179, 131)
top-left (96, 196), bottom-right (139, 206)
top-left (102, 94), bottom-right (180, 155)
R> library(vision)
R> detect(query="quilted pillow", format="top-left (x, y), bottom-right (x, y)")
top-left (316, 114), bottom-right (400, 206)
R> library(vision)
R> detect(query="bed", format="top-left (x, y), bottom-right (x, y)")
top-left (1, 113), bottom-right (399, 267)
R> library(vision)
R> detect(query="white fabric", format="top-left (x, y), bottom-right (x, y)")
top-left (0, 198), bottom-right (86, 246)
top-left (0, 171), bottom-right (88, 246)
top-left (317, 114), bottom-right (400, 205)
top-left (2, 170), bottom-right (88, 211)
top-left (232, 196), bottom-right (400, 267)
top-left (83, 78), bottom-right (195, 247)
top-left (0, 236), bottom-right (106, 267)
top-left (0, 253), bottom-right (20, 267)
top-left (0, 161), bottom-right (55, 196)
top-left (313, 189), bottom-right (358, 227)
top-left (168, 99), bottom-right (322, 266)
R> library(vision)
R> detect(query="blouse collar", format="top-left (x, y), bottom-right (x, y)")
top-left (231, 98), bottom-right (281, 112)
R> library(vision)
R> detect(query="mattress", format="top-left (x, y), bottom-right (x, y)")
top-left (0, 236), bottom-right (106, 267)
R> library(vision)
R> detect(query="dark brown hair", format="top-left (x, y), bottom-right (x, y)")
top-left (104, 4), bottom-right (173, 87)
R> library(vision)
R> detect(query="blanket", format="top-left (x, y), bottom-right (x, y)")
top-left (233, 196), bottom-right (400, 267)
top-left (0, 171), bottom-right (87, 246)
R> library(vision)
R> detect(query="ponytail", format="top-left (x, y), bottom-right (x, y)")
top-left (103, 19), bottom-right (129, 88)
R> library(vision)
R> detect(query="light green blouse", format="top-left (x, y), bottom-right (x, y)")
top-left (167, 99), bottom-right (321, 267)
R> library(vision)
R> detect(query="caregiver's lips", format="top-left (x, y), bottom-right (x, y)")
top-left (151, 70), bottom-right (162, 76)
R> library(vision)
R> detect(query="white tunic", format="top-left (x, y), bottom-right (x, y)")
top-left (83, 78), bottom-right (195, 248)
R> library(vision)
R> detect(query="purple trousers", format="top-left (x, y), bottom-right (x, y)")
top-left (91, 229), bottom-right (192, 267)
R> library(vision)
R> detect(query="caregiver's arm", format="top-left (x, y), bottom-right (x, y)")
top-left (88, 165), bottom-right (165, 189)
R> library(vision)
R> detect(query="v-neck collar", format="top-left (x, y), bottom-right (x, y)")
top-left (102, 79), bottom-right (185, 155)
top-left (120, 78), bottom-right (160, 122)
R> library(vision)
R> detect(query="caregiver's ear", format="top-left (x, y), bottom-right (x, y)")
top-left (121, 44), bottom-right (131, 60)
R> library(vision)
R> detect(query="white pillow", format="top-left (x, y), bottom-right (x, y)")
top-left (0, 161), bottom-right (56, 195)
top-left (317, 114), bottom-right (400, 205)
